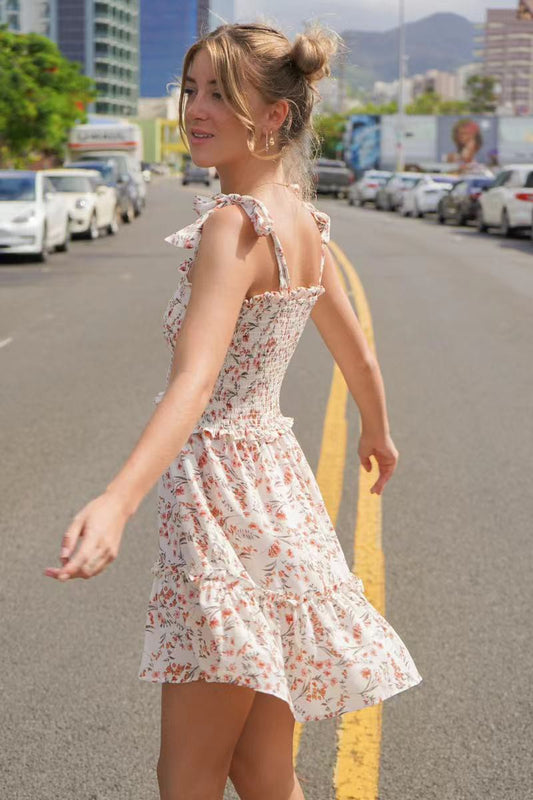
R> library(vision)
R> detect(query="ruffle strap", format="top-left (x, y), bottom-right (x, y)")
top-left (163, 192), bottom-right (275, 252)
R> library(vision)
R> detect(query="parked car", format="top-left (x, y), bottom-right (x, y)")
top-left (0, 170), bottom-right (69, 261)
top-left (477, 164), bottom-right (533, 236)
top-left (348, 170), bottom-right (392, 206)
top-left (437, 176), bottom-right (495, 226)
top-left (64, 160), bottom-right (138, 223)
top-left (182, 159), bottom-right (211, 186)
top-left (400, 174), bottom-right (460, 217)
top-left (42, 168), bottom-right (120, 239)
top-left (313, 158), bottom-right (354, 198)
top-left (375, 172), bottom-right (422, 211)
top-left (71, 152), bottom-right (146, 215)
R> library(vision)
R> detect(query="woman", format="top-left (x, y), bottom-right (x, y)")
top-left (44, 21), bottom-right (422, 800)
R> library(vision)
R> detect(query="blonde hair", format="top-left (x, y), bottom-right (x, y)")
top-left (174, 21), bottom-right (343, 201)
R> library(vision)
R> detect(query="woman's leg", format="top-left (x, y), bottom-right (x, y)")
top-left (228, 690), bottom-right (306, 800)
top-left (157, 679), bottom-right (256, 800)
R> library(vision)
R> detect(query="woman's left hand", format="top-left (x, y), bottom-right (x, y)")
top-left (43, 492), bottom-right (130, 582)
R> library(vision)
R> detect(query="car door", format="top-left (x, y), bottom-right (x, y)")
top-left (505, 168), bottom-right (530, 226)
top-left (43, 177), bottom-right (63, 242)
top-left (91, 175), bottom-right (110, 225)
top-left (484, 170), bottom-right (511, 224)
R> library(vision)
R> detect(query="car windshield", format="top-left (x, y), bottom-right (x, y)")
top-left (401, 176), bottom-right (421, 186)
top-left (431, 176), bottom-right (456, 184)
top-left (47, 175), bottom-right (93, 192)
top-left (0, 176), bottom-right (36, 201)
top-left (68, 163), bottom-right (114, 183)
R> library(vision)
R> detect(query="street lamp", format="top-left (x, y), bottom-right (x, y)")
top-left (396, 0), bottom-right (406, 171)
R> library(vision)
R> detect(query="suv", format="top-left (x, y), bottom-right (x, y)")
top-left (182, 160), bottom-right (211, 186)
top-left (313, 158), bottom-right (354, 198)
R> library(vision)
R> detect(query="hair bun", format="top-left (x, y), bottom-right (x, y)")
top-left (290, 23), bottom-right (341, 84)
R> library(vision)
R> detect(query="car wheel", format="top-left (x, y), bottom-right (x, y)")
top-left (86, 212), bottom-right (99, 240)
top-left (122, 201), bottom-right (135, 223)
top-left (414, 200), bottom-right (423, 218)
top-left (182, 180), bottom-right (189, 186)
top-left (501, 209), bottom-right (513, 237)
top-left (56, 221), bottom-right (70, 252)
top-left (36, 224), bottom-right (48, 263)
top-left (107, 205), bottom-right (120, 235)
top-left (205, 180), bottom-right (210, 186)
top-left (477, 207), bottom-right (488, 233)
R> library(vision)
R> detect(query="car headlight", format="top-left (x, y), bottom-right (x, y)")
top-left (75, 198), bottom-right (88, 209)
top-left (12, 209), bottom-right (36, 223)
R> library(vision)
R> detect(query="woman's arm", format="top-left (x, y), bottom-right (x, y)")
top-left (311, 244), bottom-right (390, 438)
top-left (105, 204), bottom-right (259, 517)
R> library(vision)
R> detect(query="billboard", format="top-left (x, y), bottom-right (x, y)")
top-left (436, 116), bottom-right (498, 170)
top-left (497, 117), bottom-right (533, 163)
top-left (380, 115), bottom-right (437, 169)
top-left (345, 115), bottom-right (381, 173)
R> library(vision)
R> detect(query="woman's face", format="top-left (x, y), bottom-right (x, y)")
top-left (183, 48), bottom-right (265, 168)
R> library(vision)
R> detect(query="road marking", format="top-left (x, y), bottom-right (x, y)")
top-left (329, 240), bottom-right (385, 800)
top-left (0, 337), bottom-right (13, 349)
top-left (291, 253), bottom-right (352, 762)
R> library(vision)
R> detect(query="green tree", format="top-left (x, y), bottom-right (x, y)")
top-left (464, 74), bottom-right (497, 113)
top-left (0, 26), bottom-right (96, 167)
top-left (347, 100), bottom-right (398, 115)
top-left (313, 113), bottom-right (347, 159)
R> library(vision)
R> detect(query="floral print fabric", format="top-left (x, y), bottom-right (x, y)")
top-left (138, 192), bottom-right (423, 722)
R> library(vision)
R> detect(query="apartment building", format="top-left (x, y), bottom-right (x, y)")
top-left (479, 2), bottom-right (533, 114)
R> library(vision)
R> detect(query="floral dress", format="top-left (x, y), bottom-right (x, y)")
top-left (138, 191), bottom-right (423, 723)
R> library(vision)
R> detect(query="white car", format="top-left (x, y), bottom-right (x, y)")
top-left (42, 168), bottom-right (120, 239)
top-left (348, 170), bottom-right (392, 206)
top-left (0, 170), bottom-right (69, 261)
top-left (477, 164), bottom-right (533, 236)
top-left (400, 174), bottom-right (459, 217)
top-left (71, 152), bottom-right (147, 214)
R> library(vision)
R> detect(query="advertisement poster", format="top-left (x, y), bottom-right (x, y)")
top-left (497, 117), bottom-right (533, 163)
top-left (345, 115), bottom-right (381, 174)
top-left (380, 115), bottom-right (437, 169)
top-left (437, 116), bottom-right (498, 171)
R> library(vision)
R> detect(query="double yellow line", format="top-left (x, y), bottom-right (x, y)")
top-left (293, 240), bottom-right (386, 800)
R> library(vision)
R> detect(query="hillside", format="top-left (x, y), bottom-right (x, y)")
top-left (341, 13), bottom-right (476, 85)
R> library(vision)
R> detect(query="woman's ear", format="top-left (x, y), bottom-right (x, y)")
top-left (269, 98), bottom-right (290, 132)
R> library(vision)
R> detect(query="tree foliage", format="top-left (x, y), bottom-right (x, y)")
top-left (464, 74), bottom-right (498, 113)
top-left (0, 26), bottom-right (97, 167)
top-left (313, 112), bottom-right (347, 158)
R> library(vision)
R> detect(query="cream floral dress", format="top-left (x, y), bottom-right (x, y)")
top-left (138, 190), bottom-right (423, 722)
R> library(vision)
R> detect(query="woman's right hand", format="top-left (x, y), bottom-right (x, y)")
top-left (358, 430), bottom-right (399, 496)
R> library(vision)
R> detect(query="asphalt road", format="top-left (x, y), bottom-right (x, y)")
top-left (1, 177), bottom-right (531, 799)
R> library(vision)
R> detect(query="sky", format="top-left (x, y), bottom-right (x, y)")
top-left (235, 1), bottom-right (520, 33)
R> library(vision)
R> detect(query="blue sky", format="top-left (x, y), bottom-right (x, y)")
top-left (234, 1), bottom-right (520, 33)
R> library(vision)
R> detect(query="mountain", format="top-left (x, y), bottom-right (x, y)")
top-left (341, 13), bottom-right (476, 85)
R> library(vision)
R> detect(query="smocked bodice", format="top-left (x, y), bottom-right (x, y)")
top-left (155, 191), bottom-right (330, 440)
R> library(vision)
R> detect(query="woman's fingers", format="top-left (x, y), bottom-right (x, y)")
top-left (60, 511), bottom-right (85, 560)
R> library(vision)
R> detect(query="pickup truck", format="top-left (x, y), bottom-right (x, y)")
top-left (313, 158), bottom-right (354, 198)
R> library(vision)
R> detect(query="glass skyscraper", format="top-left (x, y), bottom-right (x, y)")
top-left (140, 0), bottom-right (234, 98)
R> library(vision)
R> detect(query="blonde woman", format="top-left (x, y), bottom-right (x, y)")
top-left (45, 21), bottom-right (422, 800)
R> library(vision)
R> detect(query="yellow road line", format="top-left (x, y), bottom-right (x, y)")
top-left (328, 240), bottom-right (386, 800)
top-left (292, 255), bottom-right (352, 760)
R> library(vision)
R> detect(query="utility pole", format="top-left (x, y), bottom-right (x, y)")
top-left (396, 0), bottom-right (406, 171)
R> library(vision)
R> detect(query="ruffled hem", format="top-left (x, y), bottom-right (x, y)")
top-left (138, 561), bottom-right (423, 723)
top-left (149, 557), bottom-right (366, 604)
